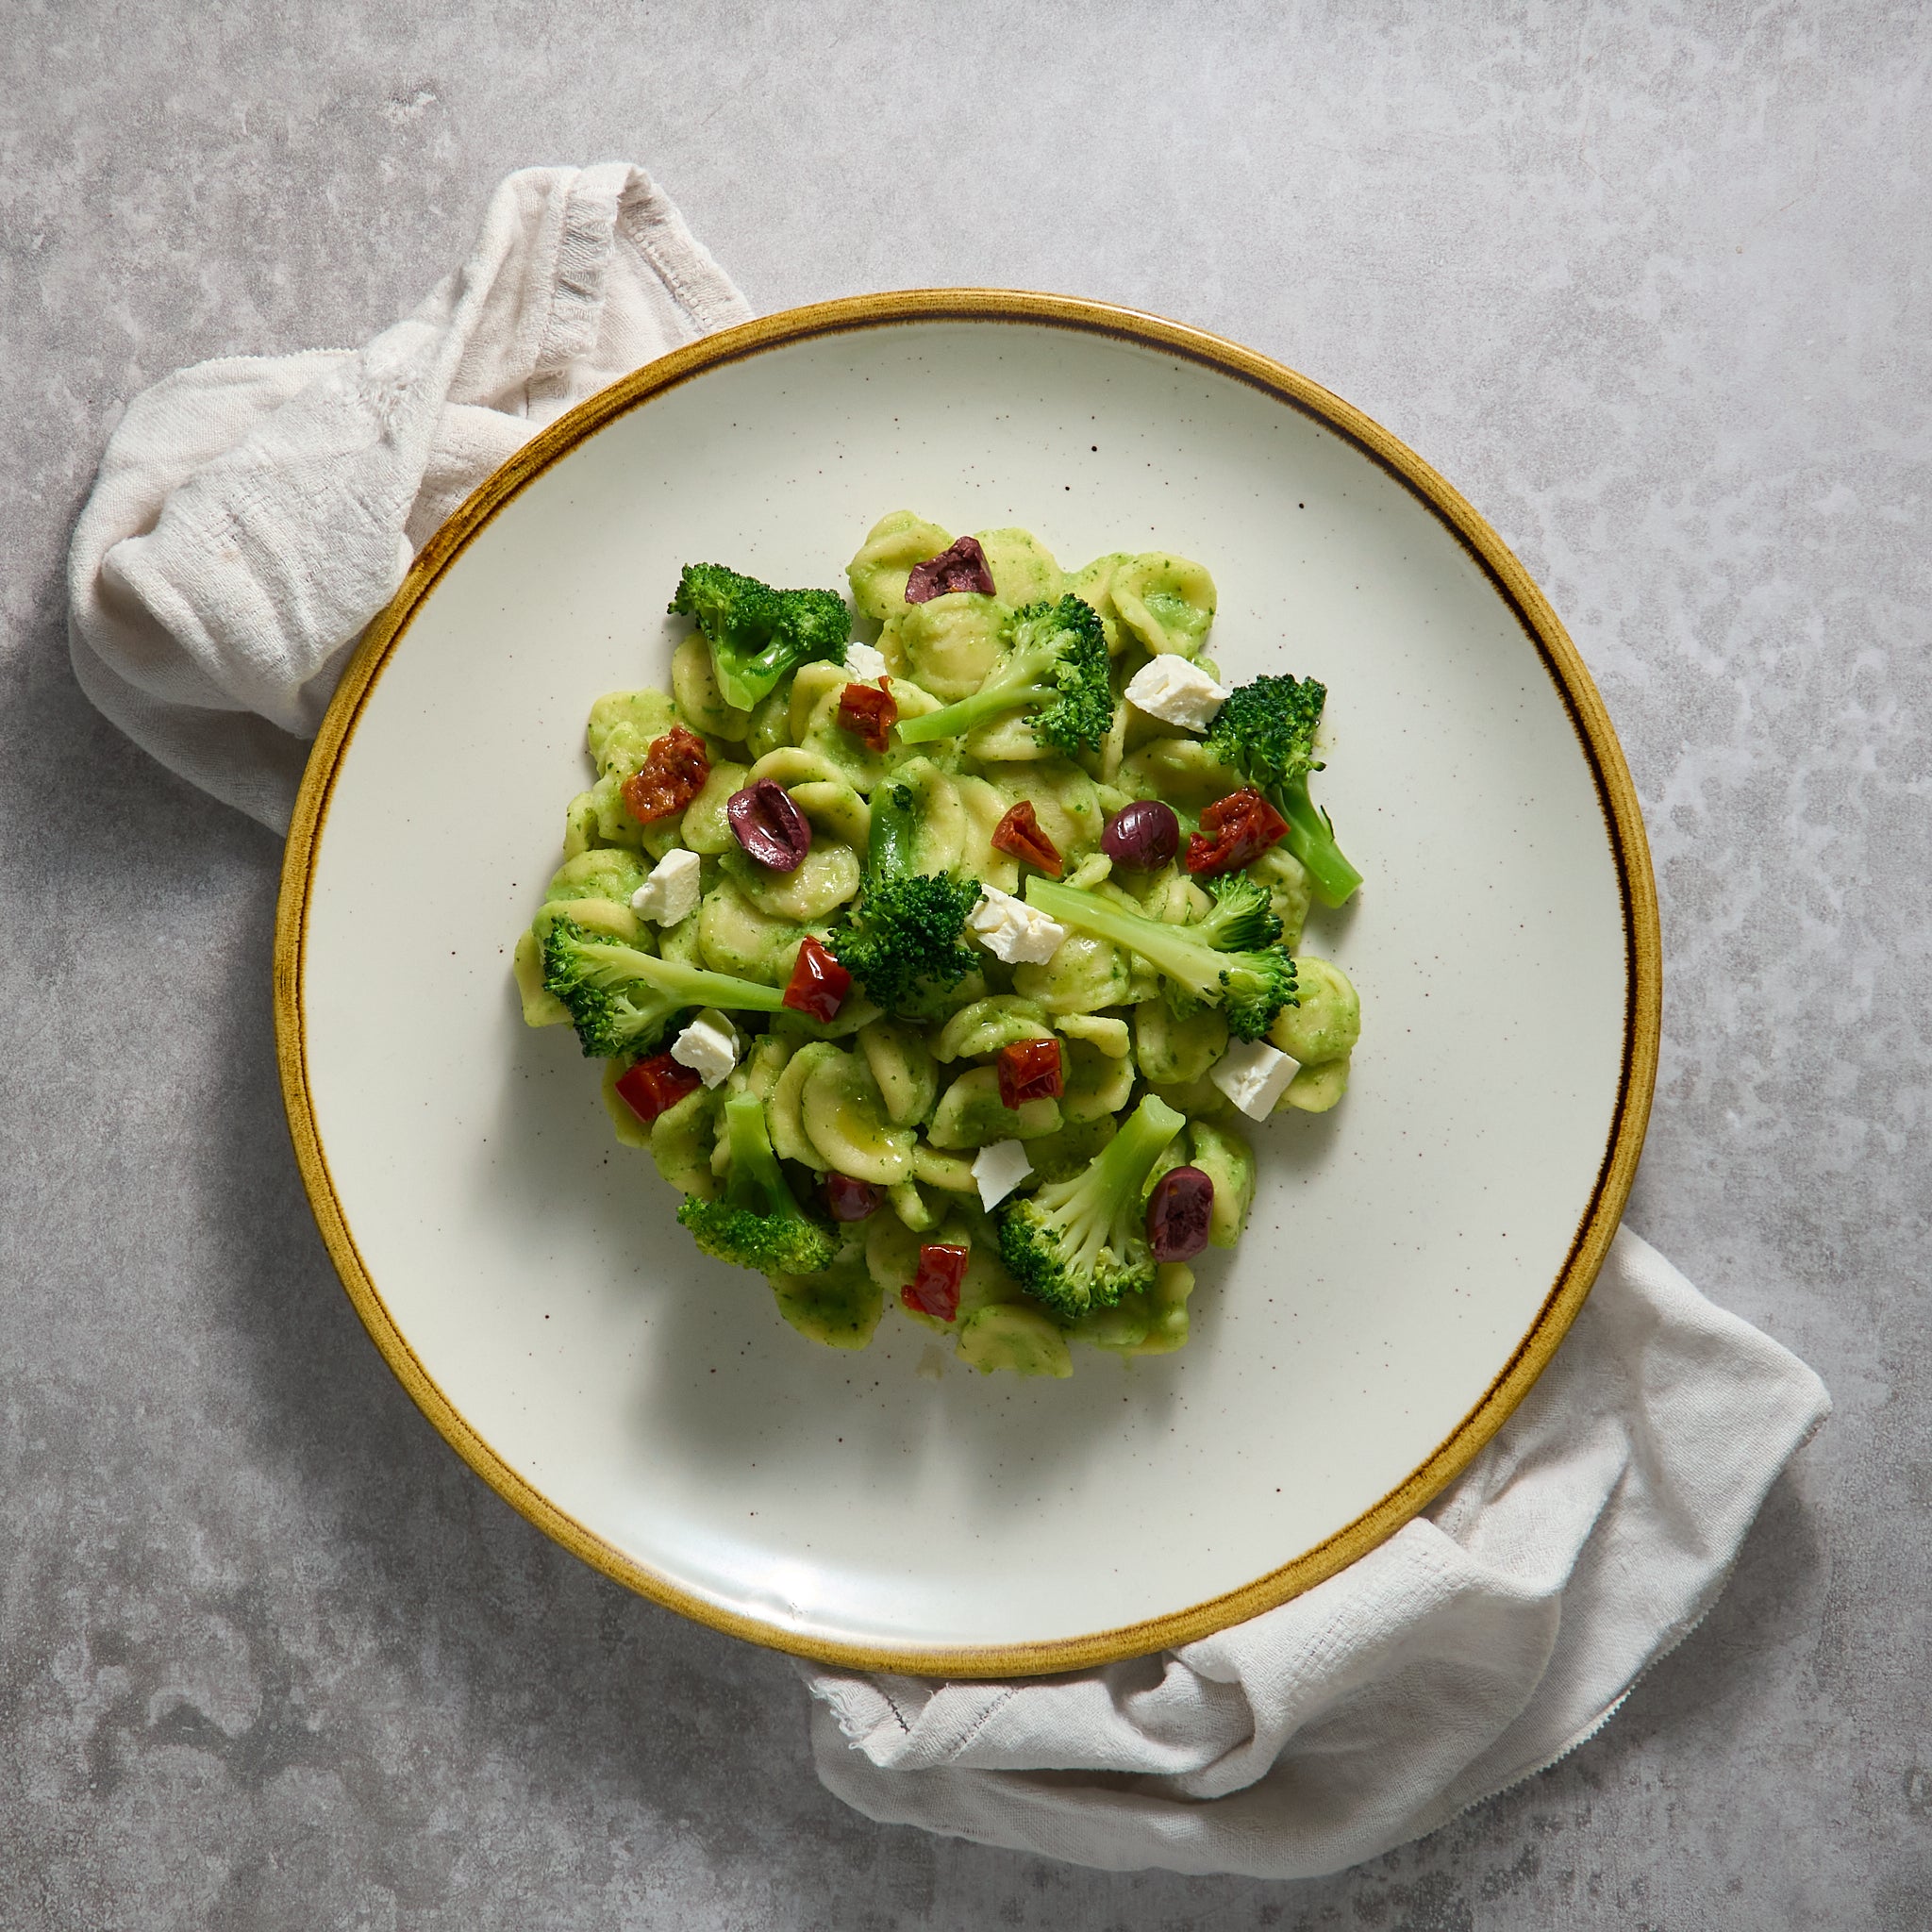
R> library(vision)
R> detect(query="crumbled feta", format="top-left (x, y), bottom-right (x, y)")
top-left (1124, 656), bottom-right (1229, 733)
top-left (670, 1014), bottom-right (738, 1089)
top-left (974, 1139), bottom-right (1033, 1210)
top-left (1209, 1037), bottom-right (1302, 1120)
top-left (630, 847), bottom-right (703, 925)
top-left (968, 885), bottom-right (1068, 966)
top-left (843, 641), bottom-right (890, 682)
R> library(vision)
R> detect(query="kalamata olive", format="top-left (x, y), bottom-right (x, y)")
top-left (1102, 799), bottom-right (1180, 870)
top-left (906, 535), bottom-right (996, 603)
top-left (1146, 1165), bottom-right (1214, 1261)
top-left (825, 1173), bottom-right (882, 1223)
top-left (726, 777), bottom-right (812, 871)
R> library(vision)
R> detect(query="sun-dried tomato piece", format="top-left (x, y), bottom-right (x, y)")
top-left (1184, 786), bottom-right (1289, 877)
top-left (825, 1173), bottom-right (883, 1223)
top-left (996, 1036), bottom-right (1064, 1110)
top-left (782, 935), bottom-right (852, 1023)
top-left (838, 679), bottom-right (897, 753)
top-left (906, 535), bottom-right (996, 603)
top-left (726, 777), bottom-right (812, 871)
top-left (621, 724), bottom-right (710, 824)
top-left (991, 800), bottom-right (1063, 876)
top-left (613, 1052), bottom-right (703, 1125)
top-left (901, 1243), bottom-right (968, 1323)
top-left (1146, 1165), bottom-right (1214, 1261)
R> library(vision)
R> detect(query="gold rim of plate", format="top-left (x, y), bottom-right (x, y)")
top-left (274, 290), bottom-right (1662, 1678)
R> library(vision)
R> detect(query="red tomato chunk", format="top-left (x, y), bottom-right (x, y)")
top-left (782, 935), bottom-right (852, 1023)
top-left (613, 1053), bottom-right (703, 1125)
top-left (990, 800), bottom-right (1062, 876)
top-left (996, 1037), bottom-right (1063, 1110)
top-left (901, 1243), bottom-right (968, 1323)
top-left (838, 679), bottom-right (897, 752)
top-left (621, 724), bottom-right (710, 824)
top-left (1184, 786), bottom-right (1288, 877)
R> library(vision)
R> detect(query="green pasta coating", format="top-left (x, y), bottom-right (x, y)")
top-left (516, 515), bottom-right (1364, 1376)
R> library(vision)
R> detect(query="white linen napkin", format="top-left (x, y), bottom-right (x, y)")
top-left (67, 162), bottom-right (749, 831)
top-left (64, 168), bottom-right (1830, 1878)
top-left (803, 1227), bottom-right (1828, 1876)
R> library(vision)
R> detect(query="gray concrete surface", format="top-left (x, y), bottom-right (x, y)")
top-left (4, 2), bottom-right (1927, 1925)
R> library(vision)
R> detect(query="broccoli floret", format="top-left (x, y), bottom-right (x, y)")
top-left (1184, 870), bottom-right (1284, 950)
top-left (668, 562), bottom-right (851, 711)
top-left (997, 1096), bottom-right (1186, 1319)
top-left (1206, 674), bottom-right (1362, 908)
top-left (678, 1091), bottom-right (836, 1277)
top-left (1022, 874), bottom-right (1299, 1041)
top-left (894, 595), bottom-right (1111, 755)
top-left (826, 780), bottom-right (981, 1016)
top-left (541, 915), bottom-right (789, 1058)
top-left (830, 876), bottom-right (982, 1017)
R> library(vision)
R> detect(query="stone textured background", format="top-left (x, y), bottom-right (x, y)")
top-left (4, 2), bottom-right (1927, 1925)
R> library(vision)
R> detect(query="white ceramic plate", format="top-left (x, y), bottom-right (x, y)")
top-left (277, 293), bottom-right (1658, 1676)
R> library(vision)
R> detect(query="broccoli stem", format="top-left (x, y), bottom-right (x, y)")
top-left (996, 1093), bottom-right (1187, 1317)
top-left (650, 957), bottom-right (791, 1016)
top-left (574, 938), bottom-right (791, 1018)
top-left (894, 675), bottom-right (1051, 745)
top-left (866, 783), bottom-right (919, 880)
top-left (1275, 775), bottom-right (1363, 909)
top-left (1022, 878), bottom-right (1227, 1004)
top-left (677, 1091), bottom-right (835, 1276)
top-left (1082, 1094), bottom-right (1187, 1224)
top-left (721, 1091), bottom-right (791, 1214)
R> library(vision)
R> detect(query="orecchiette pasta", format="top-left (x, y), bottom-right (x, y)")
top-left (519, 511), bottom-right (1361, 1376)
top-left (1109, 553), bottom-right (1216, 658)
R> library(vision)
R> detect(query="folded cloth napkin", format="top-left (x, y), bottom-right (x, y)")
top-left (67, 162), bottom-right (749, 831)
top-left (802, 1227), bottom-right (1829, 1877)
top-left (66, 168), bottom-right (1830, 1878)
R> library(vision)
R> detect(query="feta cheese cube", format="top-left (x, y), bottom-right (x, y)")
top-left (630, 847), bottom-right (703, 925)
top-left (670, 1013), bottom-right (738, 1089)
top-left (1124, 656), bottom-right (1229, 733)
top-left (973, 1139), bottom-right (1033, 1210)
top-left (1209, 1037), bottom-right (1302, 1120)
top-left (967, 885), bottom-right (1068, 965)
top-left (843, 641), bottom-right (890, 682)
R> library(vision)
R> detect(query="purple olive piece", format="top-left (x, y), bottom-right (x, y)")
top-left (1101, 800), bottom-right (1181, 870)
top-left (824, 1174), bottom-right (883, 1223)
top-left (726, 778), bottom-right (812, 872)
top-left (1146, 1166), bottom-right (1214, 1262)
top-left (906, 535), bottom-right (997, 604)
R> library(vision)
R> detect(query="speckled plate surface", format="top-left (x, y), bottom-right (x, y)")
top-left (275, 292), bottom-right (1658, 1677)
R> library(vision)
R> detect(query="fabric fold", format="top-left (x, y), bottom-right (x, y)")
top-left (801, 1229), bottom-right (1828, 1877)
top-left (67, 162), bottom-right (750, 829)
